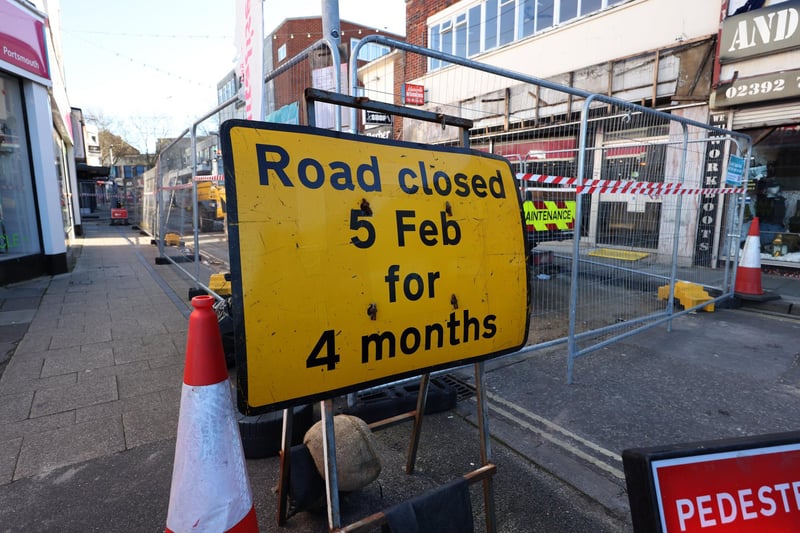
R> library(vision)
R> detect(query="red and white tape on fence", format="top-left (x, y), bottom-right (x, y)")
top-left (193, 175), bottom-right (224, 181)
top-left (515, 173), bottom-right (746, 196)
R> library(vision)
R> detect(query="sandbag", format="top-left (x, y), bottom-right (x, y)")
top-left (303, 414), bottom-right (382, 492)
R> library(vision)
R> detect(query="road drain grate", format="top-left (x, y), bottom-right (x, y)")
top-left (440, 374), bottom-right (476, 402)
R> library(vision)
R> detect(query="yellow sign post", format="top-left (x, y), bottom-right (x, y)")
top-left (221, 121), bottom-right (529, 413)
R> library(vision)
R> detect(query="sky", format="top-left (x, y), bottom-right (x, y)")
top-left (59, 0), bottom-right (406, 152)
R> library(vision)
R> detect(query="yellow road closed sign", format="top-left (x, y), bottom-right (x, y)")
top-left (221, 121), bottom-right (530, 413)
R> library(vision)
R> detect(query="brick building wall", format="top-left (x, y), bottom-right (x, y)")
top-left (268, 17), bottom-right (404, 124)
top-left (404, 0), bottom-right (459, 80)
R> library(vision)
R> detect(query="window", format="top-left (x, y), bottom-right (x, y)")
top-left (537, 0), bottom-right (554, 32)
top-left (278, 43), bottom-right (287, 62)
top-left (429, 24), bottom-right (441, 69)
top-left (0, 72), bottom-right (41, 257)
top-left (582, 0), bottom-right (602, 15)
top-left (352, 38), bottom-right (391, 62)
top-left (455, 13), bottom-right (467, 57)
top-left (468, 5), bottom-right (482, 56)
top-left (427, 0), bottom-right (629, 71)
top-left (499, 0), bottom-right (516, 45)
top-left (441, 20), bottom-right (453, 56)
top-left (520, 0), bottom-right (535, 38)
top-left (484, 0), bottom-right (498, 51)
top-left (560, 0), bottom-right (578, 23)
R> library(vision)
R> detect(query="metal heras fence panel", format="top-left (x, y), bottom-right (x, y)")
top-left (348, 35), bottom-right (751, 383)
top-left (149, 98), bottom-right (237, 300)
top-left (134, 38), bottom-right (344, 301)
top-left (564, 98), bottom-right (748, 383)
top-left (265, 37), bottom-right (345, 129)
top-left (139, 166), bottom-right (157, 236)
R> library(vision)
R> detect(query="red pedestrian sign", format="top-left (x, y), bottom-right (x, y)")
top-left (623, 432), bottom-right (800, 532)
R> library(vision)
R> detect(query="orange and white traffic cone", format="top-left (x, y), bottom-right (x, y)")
top-left (165, 295), bottom-right (258, 533)
top-left (735, 216), bottom-right (763, 297)
top-left (734, 217), bottom-right (778, 302)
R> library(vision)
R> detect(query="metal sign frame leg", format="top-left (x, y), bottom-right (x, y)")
top-left (405, 373), bottom-right (431, 474)
top-left (475, 361), bottom-right (497, 533)
top-left (277, 408), bottom-right (293, 526)
top-left (321, 399), bottom-right (342, 531)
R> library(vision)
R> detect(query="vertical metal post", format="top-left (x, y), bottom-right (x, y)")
top-left (666, 123), bottom-right (690, 332)
top-left (190, 127), bottom-right (201, 283)
top-left (321, 399), bottom-right (341, 530)
top-left (156, 157), bottom-right (165, 258)
top-left (277, 408), bottom-right (293, 526)
top-left (405, 373), bottom-right (430, 474)
top-left (474, 362), bottom-right (496, 533)
top-left (567, 94), bottom-right (598, 384)
top-left (725, 139), bottom-right (751, 296)
top-left (321, 0), bottom-right (343, 132)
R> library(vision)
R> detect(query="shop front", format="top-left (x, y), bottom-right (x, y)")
top-left (713, 0), bottom-right (800, 267)
top-left (0, 0), bottom-right (75, 283)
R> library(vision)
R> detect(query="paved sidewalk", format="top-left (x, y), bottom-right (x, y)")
top-left (0, 221), bottom-right (191, 484)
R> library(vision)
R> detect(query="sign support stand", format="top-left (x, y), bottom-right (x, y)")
top-left (275, 365), bottom-right (498, 532)
top-left (405, 372), bottom-right (430, 474)
top-left (475, 361), bottom-right (497, 531)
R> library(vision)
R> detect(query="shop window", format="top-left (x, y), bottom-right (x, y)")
top-left (0, 73), bottom-right (41, 257)
top-left (602, 121), bottom-right (670, 183)
top-left (746, 126), bottom-right (800, 253)
top-left (597, 201), bottom-right (661, 249)
top-left (601, 144), bottom-right (666, 183)
top-left (52, 131), bottom-right (73, 237)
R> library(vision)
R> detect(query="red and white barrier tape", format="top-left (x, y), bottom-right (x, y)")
top-left (516, 173), bottom-right (745, 195)
top-left (193, 175), bottom-right (224, 181)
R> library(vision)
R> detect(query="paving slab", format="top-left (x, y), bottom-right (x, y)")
top-left (14, 416), bottom-right (126, 480)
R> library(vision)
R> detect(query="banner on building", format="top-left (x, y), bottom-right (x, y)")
top-left (235, 0), bottom-right (264, 121)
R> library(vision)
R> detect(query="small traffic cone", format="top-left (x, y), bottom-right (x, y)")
top-left (165, 295), bottom-right (258, 532)
top-left (734, 217), bottom-right (778, 302)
